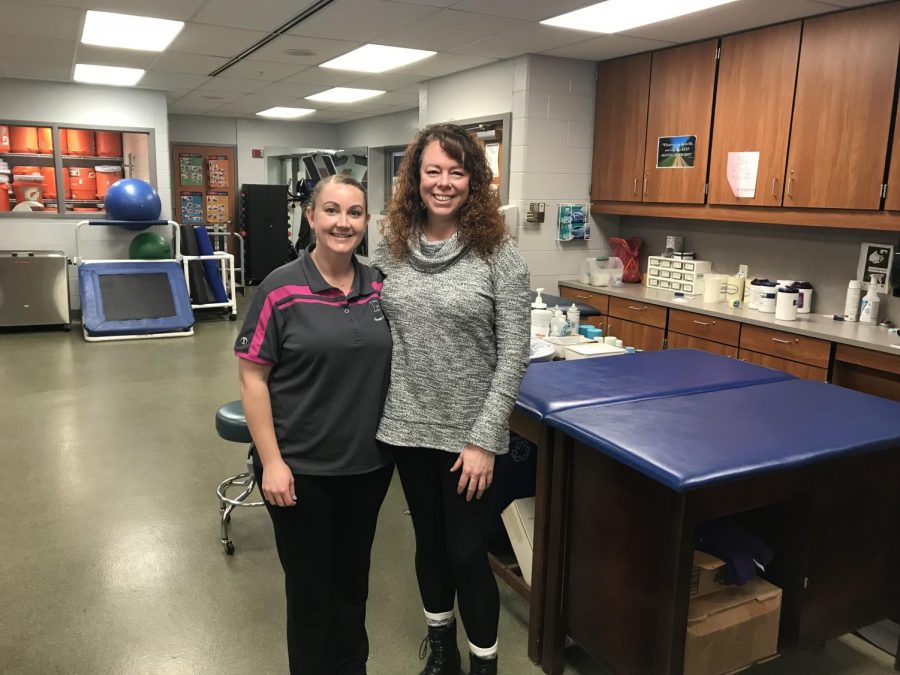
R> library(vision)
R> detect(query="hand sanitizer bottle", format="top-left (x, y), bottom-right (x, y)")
top-left (860, 275), bottom-right (882, 325)
top-left (566, 303), bottom-right (580, 336)
top-left (530, 288), bottom-right (552, 338)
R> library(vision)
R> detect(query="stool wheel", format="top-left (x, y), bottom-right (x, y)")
top-left (225, 541), bottom-right (235, 555)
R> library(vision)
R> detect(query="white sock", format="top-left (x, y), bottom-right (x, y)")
top-left (424, 609), bottom-right (455, 627)
top-left (468, 639), bottom-right (498, 659)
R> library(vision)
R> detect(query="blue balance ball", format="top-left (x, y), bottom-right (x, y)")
top-left (105, 178), bottom-right (162, 227)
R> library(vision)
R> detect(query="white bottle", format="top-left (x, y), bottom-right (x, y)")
top-left (566, 303), bottom-right (581, 336)
top-left (859, 275), bottom-right (881, 325)
top-left (530, 288), bottom-right (552, 338)
top-left (549, 307), bottom-right (569, 337)
top-left (843, 280), bottom-right (862, 322)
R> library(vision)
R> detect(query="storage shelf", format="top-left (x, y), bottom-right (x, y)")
top-left (65, 199), bottom-right (103, 205)
top-left (0, 152), bottom-right (54, 159)
top-left (61, 155), bottom-right (124, 162)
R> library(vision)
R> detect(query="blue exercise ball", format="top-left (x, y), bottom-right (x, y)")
top-left (105, 178), bottom-right (162, 228)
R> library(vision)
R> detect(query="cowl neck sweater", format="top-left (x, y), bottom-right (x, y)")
top-left (408, 231), bottom-right (467, 274)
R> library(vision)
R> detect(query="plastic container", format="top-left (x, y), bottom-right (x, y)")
top-left (748, 278), bottom-right (770, 309)
top-left (9, 126), bottom-right (39, 153)
top-left (549, 308), bottom-right (569, 337)
top-left (775, 287), bottom-right (798, 321)
top-left (859, 276), bottom-right (881, 325)
top-left (41, 167), bottom-right (58, 200)
top-left (0, 175), bottom-right (10, 212)
top-left (0, 126), bottom-right (9, 153)
top-left (702, 274), bottom-right (725, 303)
top-left (566, 303), bottom-right (580, 336)
top-left (758, 292), bottom-right (777, 313)
top-left (38, 128), bottom-right (54, 154)
top-left (843, 280), bottom-right (862, 322)
top-left (725, 275), bottom-right (745, 308)
top-left (95, 131), bottom-right (123, 157)
top-left (589, 256), bottom-right (624, 287)
top-left (792, 281), bottom-right (814, 314)
top-left (530, 288), bottom-right (552, 339)
top-left (68, 167), bottom-right (97, 200)
top-left (95, 165), bottom-right (123, 198)
top-left (12, 175), bottom-right (44, 205)
top-left (66, 129), bottom-right (95, 156)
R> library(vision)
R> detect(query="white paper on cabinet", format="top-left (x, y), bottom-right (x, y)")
top-left (726, 151), bottom-right (760, 198)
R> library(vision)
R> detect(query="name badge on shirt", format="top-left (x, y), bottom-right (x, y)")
top-left (370, 298), bottom-right (384, 321)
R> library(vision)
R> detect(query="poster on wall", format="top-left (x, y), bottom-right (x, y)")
top-left (180, 192), bottom-right (204, 224)
top-left (557, 204), bottom-right (589, 241)
top-left (207, 156), bottom-right (229, 188)
top-left (206, 191), bottom-right (229, 224)
top-left (856, 242), bottom-right (894, 293)
top-left (726, 151), bottom-right (760, 198)
top-left (179, 154), bottom-right (204, 186)
top-left (656, 135), bottom-right (696, 168)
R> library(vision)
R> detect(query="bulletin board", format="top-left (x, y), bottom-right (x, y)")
top-left (170, 143), bottom-right (237, 236)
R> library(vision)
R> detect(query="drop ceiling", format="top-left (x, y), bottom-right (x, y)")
top-left (0, 0), bottom-right (881, 124)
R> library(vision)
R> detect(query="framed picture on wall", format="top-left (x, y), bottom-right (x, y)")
top-left (856, 242), bottom-right (894, 293)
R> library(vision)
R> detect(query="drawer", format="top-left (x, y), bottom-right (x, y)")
top-left (668, 309), bottom-right (740, 347)
top-left (559, 286), bottom-right (609, 314)
top-left (739, 324), bottom-right (831, 368)
top-left (739, 349), bottom-right (829, 382)
top-left (608, 296), bottom-right (667, 328)
top-left (667, 332), bottom-right (738, 358)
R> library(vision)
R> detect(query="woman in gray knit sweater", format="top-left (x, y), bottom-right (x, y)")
top-left (371, 123), bottom-right (530, 675)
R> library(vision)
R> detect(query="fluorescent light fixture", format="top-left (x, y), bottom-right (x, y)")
top-left (81, 10), bottom-right (185, 52)
top-left (73, 63), bottom-right (145, 86)
top-left (319, 44), bottom-right (435, 73)
top-left (541, 0), bottom-right (741, 34)
top-left (257, 107), bottom-right (317, 119)
top-left (306, 87), bottom-right (385, 104)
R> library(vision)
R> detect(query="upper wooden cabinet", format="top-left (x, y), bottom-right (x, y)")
top-left (591, 54), bottom-right (651, 202)
top-left (643, 40), bottom-right (718, 204)
top-left (708, 22), bottom-right (801, 207)
top-left (886, 93), bottom-right (900, 211)
top-left (784, 2), bottom-right (900, 210)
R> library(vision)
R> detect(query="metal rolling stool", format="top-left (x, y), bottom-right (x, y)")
top-left (215, 400), bottom-right (264, 554)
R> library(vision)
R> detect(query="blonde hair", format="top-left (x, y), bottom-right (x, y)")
top-left (308, 174), bottom-right (368, 213)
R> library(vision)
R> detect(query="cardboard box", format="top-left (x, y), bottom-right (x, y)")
top-left (691, 551), bottom-right (727, 598)
top-left (684, 577), bottom-right (782, 675)
top-left (501, 497), bottom-right (535, 586)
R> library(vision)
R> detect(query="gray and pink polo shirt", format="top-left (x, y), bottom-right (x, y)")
top-left (234, 247), bottom-right (392, 476)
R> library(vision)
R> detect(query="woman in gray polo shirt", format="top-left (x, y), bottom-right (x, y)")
top-left (235, 175), bottom-right (393, 675)
top-left (371, 124), bottom-right (530, 675)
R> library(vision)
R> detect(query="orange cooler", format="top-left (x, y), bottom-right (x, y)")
top-left (95, 165), bottom-right (122, 198)
top-left (0, 176), bottom-right (10, 211)
top-left (13, 166), bottom-right (41, 179)
top-left (9, 126), bottom-right (39, 154)
top-left (69, 167), bottom-right (97, 199)
top-left (13, 175), bottom-right (43, 205)
top-left (41, 167), bottom-right (70, 200)
top-left (95, 131), bottom-right (122, 157)
top-left (66, 129), bottom-right (95, 156)
top-left (0, 126), bottom-right (9, 153)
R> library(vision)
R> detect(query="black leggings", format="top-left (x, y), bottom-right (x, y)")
top-left (392, 444), bottom-right (499, 648)
top-left (255, 462), bottom-right (394, 675)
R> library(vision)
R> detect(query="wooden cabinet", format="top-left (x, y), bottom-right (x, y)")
top-left (559, 286), bottom-right (609, 315)
top-left (606, 317), bottom-right (665, 352)
top-left (667, 309), bottom-right (740, 357)
top-left (739, 324), bottom-right (831, 381)
top-left (886, 95), bottom-right (900, 211)
top-left (608, 296), bottom-right (667, 328)
top-left (708, 22), bottom-right (801, 207)
top-left (831, 344), bottom-right (900, 401)
top-left (784, 2), bottom-right (900, 210)
top-left (643, 40), bottom-right (718, 204)
top-left (591, 54), bottom-right (651, 202)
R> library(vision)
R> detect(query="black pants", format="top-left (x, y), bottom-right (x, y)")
top-left (392, 444), bottom-right (500, 649)
top-left (255, 462), bottom-right (394, 675)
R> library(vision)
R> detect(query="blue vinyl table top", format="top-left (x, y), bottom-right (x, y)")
top-left (515, 349), bottom-right (794, 420)
top-left (547, 378), bottom-right (900, 492)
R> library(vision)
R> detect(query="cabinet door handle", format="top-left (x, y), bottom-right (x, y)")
top-left (771, 178), bottom-right (777, 198)
top-left (693, 319), bottom-right (716, 326)
top-left (633, 178), bottom-right (639, 194)
top-left (771, 337), bottom-right (797, 345)
top-left (786, 176), bottom-right (794, 199)
top-left (575, 294), bottom-right (591, 299)
top-left (643, 176), bottom-right (648, 195)
top-left (627, 305), bottom-right (647, 311)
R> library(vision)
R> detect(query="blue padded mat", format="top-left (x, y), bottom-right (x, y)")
top-left (515, 349), bottom-right (794, 420)
top-left (195, 226), bottom-right (229, 303)
top-left (547, 379), bottom-right (900, 492)
top-left (79, 261), bottom-right (194, 336)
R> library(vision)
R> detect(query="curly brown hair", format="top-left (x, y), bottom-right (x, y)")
top-left (382, 123), bottom-right (506, 259)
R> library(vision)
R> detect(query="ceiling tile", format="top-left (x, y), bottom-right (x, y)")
top-left (282, 68), bottom-right (361, 86)
top-left (137, 71), bottom-right (211, 90)
top-left (177, 89), bottom-right (245, 104)
top-left (540, 34), bottom-right (675, 61)
top-left (192, 0), bottom-right (318, 31)
top-left (196, 76), bottom-right (270, 93)
top-left (251, 81), bottom-right (323, 99)
top-left (0, 1), bottom-right (82, 40)
top-left (446, 0), bottom-right (598, 22)
top-left (75, 44), bottom-right (159, 69)
top-left (220, 60), bottom-right (307, 81)
top-left (151, 52), bottom-right (229, 75)
top-left (286, 0), bottom-right (440, 42)
top-left (164, 89), bottom-right (192, 101)
top-left (383, 0), bottom-right (456, 6)
top-left (0, 35), bottom-right (75, 61)
top-left (0, 58), bottom-right (71, 81)
top-left (243, 35), bottom-right (362, 66)
top-left (29, 0), bottom-right (207, 21)
top-left (392, 52), bottom-right (497, 78)
top-left (168, 23), bottom-right (268, 58)
top-left (375, 8), bottom-right (528, 51)
top-left (454, 23), bottom-right (589, 59)
top-left (622, 0), bottom-right (833, 43)
top-left (343, 72), bottom-right (425, 91)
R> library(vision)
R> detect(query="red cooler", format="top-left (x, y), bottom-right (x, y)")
top-left (66, 129), bottom-right (95, 156)
top-left (0, 176), bottom-right (10, 212)
top-left (95, 131), bottom-right (122, 157)
top-left (9, 127), bottom-right (39, 154)
top-left (95, 165), bottom-right (122, 198)
top-left (0, 126), bottom-right (10, 153)
top-left (69, 167), bottom-right (97, 200)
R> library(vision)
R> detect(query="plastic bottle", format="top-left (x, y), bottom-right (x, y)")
top-left (566, 303), bottom-right (580, 336)
top-left (530, 288), bottom-right (552, 338)
top-left (860, 275), bottom-right (881, 325)
top-left (843, 280), bottom-right (862, 322)
top-left (549, 307), bottom-right (569, 337)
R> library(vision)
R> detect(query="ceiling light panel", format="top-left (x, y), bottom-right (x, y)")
top-left (306, 87), bottom-right (386, 103)
top-left (541, 0), bottom-right (741, 34)
top-left (257, 107), bottom-right (316, 119)
top-left (74, 64), bottom-right (145, 86)
top-left (319, 44), bottom-right (435, 73)
top-left (81, 10), bottom-right (185, 52)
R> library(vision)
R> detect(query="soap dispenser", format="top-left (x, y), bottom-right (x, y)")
top-left (550, 307), bottom-right (569, 337)
top-left (860, 275), bottom-right (882, 325)
top-left (566, 303), bottom-right (581, 336)
top-left (530, 288), bottom-right (552, 338)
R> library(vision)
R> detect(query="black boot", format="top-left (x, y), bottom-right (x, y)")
top-left (418, 621), bottom-right (461, 675)
top-left (468, 653), bottom-right (497, 675)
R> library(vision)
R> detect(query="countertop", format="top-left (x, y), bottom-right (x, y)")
top-left (558, 279), bottom-right (900, 357)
